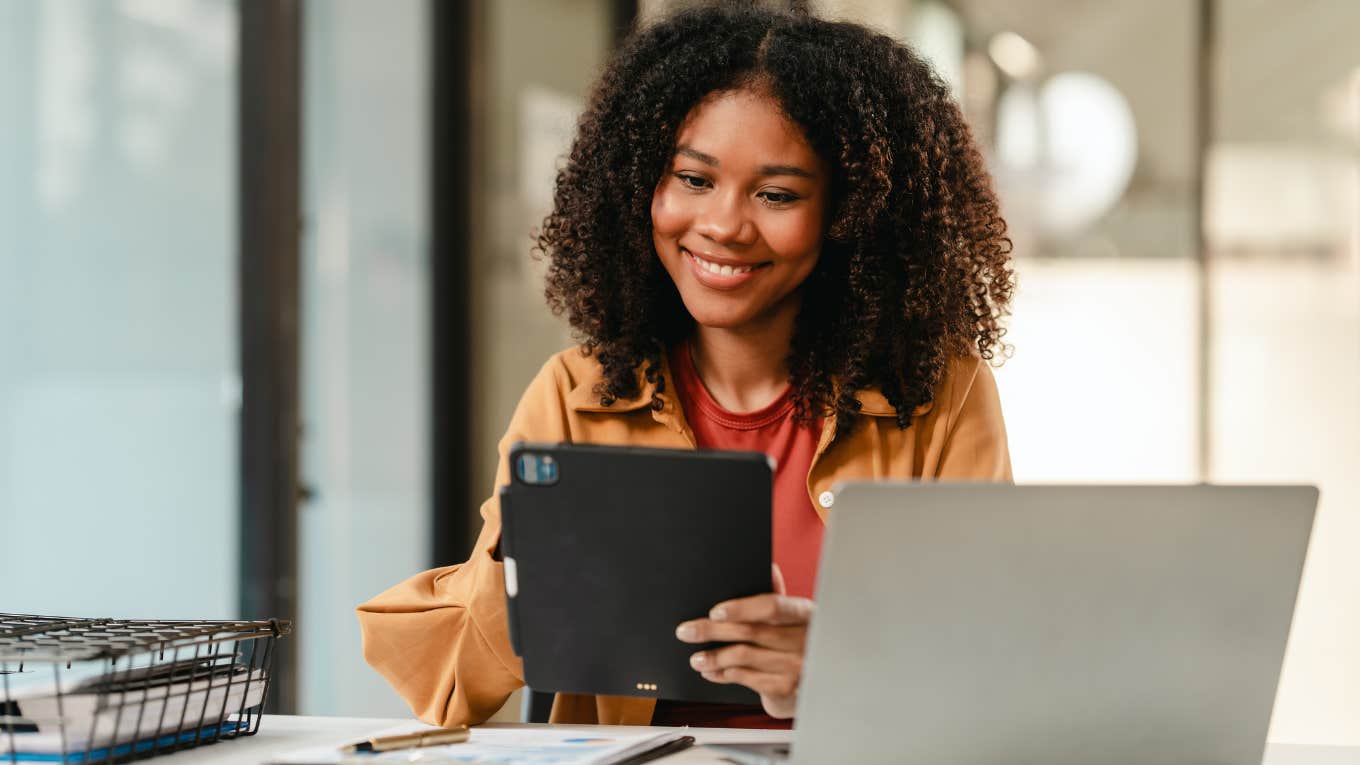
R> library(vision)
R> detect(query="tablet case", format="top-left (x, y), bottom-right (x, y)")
top-left (499, 442), bottom-right (773, 706)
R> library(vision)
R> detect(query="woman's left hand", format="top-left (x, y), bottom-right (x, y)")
top-left (674, 565), bottom-right (814, 719)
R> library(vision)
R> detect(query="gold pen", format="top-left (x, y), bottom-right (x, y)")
top-left (341, 726), bottom-right (470, 753)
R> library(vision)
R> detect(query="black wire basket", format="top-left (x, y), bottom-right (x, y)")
top-left (0, 614), bottom-right (291, 764)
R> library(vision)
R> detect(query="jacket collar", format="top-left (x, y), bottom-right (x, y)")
top-left (565, 382), bottom-right (656, 413)
top-left (565, 353), bottom-right (932, 418)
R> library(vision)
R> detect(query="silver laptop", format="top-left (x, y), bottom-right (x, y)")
top-left (711, 484), bottom-right (1316, 765)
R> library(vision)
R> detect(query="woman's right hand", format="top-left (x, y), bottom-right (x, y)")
top-left (674, 564), bottom-right (814, 719)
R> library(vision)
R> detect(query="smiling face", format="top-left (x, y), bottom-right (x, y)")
top-left (651, 87), bottom-right (831, 334)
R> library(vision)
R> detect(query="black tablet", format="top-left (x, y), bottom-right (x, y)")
top-left (499, 442), bottom-right (773, 705)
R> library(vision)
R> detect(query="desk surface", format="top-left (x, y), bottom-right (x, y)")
top-left (153, 715), bottom-right (1355, 764)
top-left (162, 715), bottom-right (791, 764)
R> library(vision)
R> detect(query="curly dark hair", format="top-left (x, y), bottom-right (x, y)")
top-left (538, 2), bottom-right (1013, 437)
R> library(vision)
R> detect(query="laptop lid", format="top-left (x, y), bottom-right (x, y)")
top-left (793, 484), bottom-right (1317, 765)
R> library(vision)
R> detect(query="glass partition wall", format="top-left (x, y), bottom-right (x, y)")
top-left (0, 0), bottom-right (239, 618)
top-left (299, 0), bottom-right (432, 717)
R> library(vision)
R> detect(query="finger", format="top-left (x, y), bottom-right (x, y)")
top-left (771, 563), bottom-right (787, 596)
top-left (675, 619), bottom-right (805, 652)
top-left (700, 666), bottom-right (798, 701)
top-left (709, 593), bottom-right (814, 626)
top-left (690, 643), bottom-right (801, 675)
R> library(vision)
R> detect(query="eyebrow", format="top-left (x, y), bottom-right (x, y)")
top-left (676, 145), bottom-right (816, 180)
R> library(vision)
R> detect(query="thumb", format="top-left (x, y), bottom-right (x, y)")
top-left (771, 563), bottom-right (787, 596)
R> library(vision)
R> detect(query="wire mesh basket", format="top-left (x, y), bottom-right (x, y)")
top-left (0, 614), bottom-right (291, 764)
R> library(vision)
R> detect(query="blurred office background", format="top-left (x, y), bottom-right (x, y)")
top-left (1, 0), bottom-right (1355, 745)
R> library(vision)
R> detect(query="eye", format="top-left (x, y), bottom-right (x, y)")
top-left (675, 173), bottom-right (711, 190)
top-left (758, 190), bottom-right (800, 206)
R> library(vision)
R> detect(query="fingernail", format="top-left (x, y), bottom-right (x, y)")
top-left (675, 623), bottom-right (696, 640)
top-left (709, 606), bottom-right (728, 621)
top-left (690, 652), bottom-right (708, 669)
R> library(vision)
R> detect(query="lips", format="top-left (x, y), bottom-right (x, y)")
top-left (681, 247), bottom-right (769, 290)
top-left (689, 251), bottom-right (758, 276)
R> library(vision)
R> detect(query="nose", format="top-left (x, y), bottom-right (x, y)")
top-left (692, 190), bottom-right (756, 246)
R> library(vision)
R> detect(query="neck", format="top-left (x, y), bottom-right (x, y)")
top-left (687, 299), bottom-right (799, 413)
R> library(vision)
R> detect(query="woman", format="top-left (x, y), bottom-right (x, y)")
top-left (357, 4), bottom-right (1014, 729)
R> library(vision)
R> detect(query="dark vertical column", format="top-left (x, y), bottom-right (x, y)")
top-left (430, 0), bottom-right (475, 567)
top-left (1194, 0), bottom-right (1216, 482)
top-left (238, 0), bottom-right (302, 714)
top-left (610, 0), bottom-right (639, 44)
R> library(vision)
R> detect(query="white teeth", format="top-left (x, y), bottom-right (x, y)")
top-left (688, 250), bottom-right (754, 275)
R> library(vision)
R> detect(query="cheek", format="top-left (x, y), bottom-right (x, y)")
top-left (762, 210), bottom-right (826, 263)
top-left (650, 187), bottom-right (689, 241)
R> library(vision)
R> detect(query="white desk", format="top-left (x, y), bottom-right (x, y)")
top-left (155, 715), bottom-right (790, 764)
top-left (149, 715), bottom-right (1357, 764)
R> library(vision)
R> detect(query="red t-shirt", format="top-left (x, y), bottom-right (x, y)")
top-left (650, 341), bottom-right (824, 729)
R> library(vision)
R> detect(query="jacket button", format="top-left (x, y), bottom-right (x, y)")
top-left (818, 491), bottom-right (834, 509)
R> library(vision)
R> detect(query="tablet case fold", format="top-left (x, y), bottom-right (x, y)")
top-left (500, 442), bottom-right (772, 705)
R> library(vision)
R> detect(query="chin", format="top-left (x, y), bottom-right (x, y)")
top-left (677, 296), bottom-right (758, 330)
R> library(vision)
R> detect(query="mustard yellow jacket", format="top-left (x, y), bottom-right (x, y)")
top-left (356, 346), bottom-right (1011, 727)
